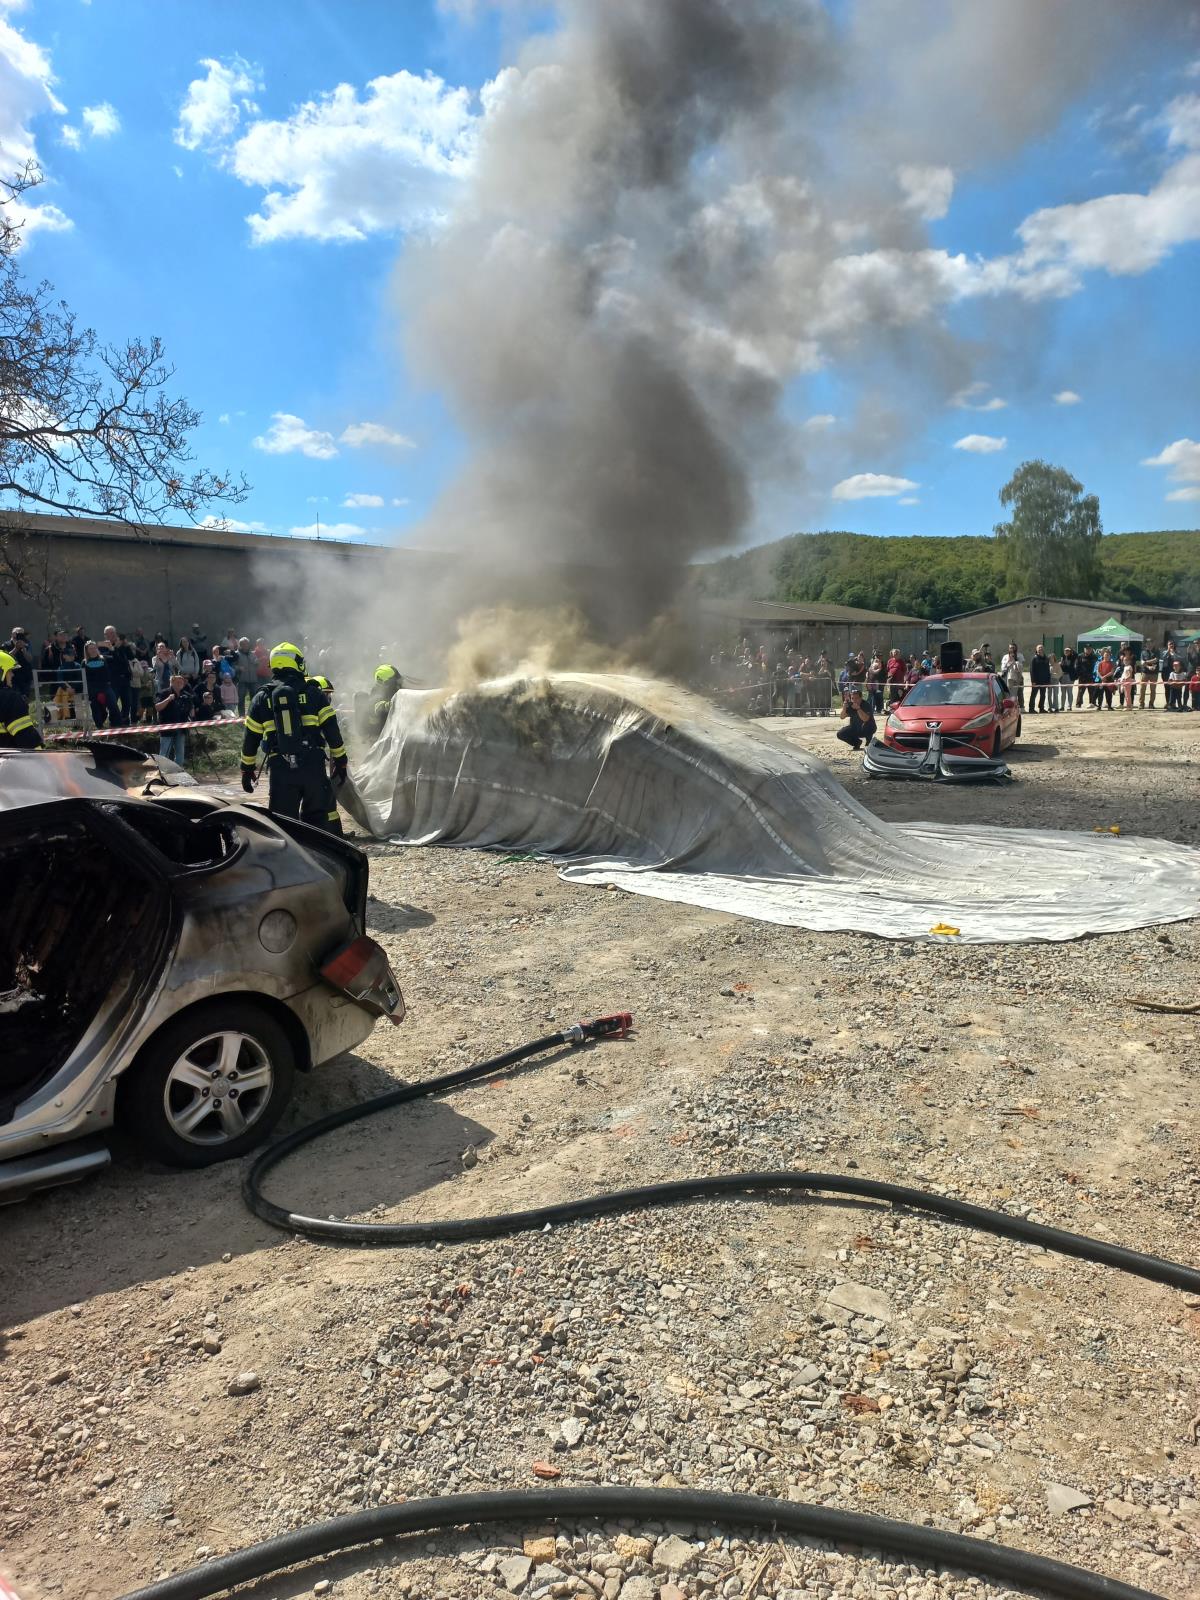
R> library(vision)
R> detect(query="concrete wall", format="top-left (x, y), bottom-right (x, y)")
top-left (947, 598), bottom-right (1195, 659)
top-left (2, 514), bottom-right (445, 648)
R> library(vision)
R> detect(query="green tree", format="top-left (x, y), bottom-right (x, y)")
top-left (993, 460), bottom-right (1101, 599)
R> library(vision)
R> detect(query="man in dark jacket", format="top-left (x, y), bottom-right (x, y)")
top-left (1028, 644), bottom-right (1052, 712)
top-left (2, 628), bottom-right (34, 698)
top-left (836, 687), bottom-right (877, 750)
top-left (1075, 646), bottom-right (1097, 709)
top-left (241, 641), bottom-right (348, 835)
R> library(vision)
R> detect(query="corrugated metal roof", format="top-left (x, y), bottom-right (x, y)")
top-left (699, 597), bottom-right (930, 626)
top-left (944, 595), bottom-right (1189, 621)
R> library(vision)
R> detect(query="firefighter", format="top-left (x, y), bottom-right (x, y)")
top-left (361, 663), bottom-right (401, 738)
top-left (240, 642), bottom-right (348, 834)
top-left (309, 673), bottom-right (333, 696)
top-left (0, 649), bottom-right (41, 749)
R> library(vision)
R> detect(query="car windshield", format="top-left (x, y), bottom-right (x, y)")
top-left (904, 678), bottom-right (993, 708)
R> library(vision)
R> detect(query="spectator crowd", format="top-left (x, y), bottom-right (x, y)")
top-left (2, 621), bottom-right (278, 764)
top-left (704, 633), bottom-right (1200, 725)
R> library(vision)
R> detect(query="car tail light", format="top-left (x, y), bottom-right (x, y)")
top-left (321, 935), bottom-right (405, 1024)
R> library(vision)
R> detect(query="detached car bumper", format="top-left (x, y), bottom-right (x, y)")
top-left (864, 734), bottom-right (1010, 784)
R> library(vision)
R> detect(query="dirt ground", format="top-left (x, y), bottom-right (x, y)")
top-left (2, 701), bottom-right (1198, 1600)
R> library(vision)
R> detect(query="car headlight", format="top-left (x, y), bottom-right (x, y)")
top-left (886, 713), bottom-right (906, 730)
top-left (961, 712), bottom-right (993, 730)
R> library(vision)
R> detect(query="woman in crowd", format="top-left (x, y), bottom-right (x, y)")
top-left (81, 639), bottom-right (115, 728)
top-left (193, 661), bottom-right (222, 721)
top-left (1096, 647), bottom-right (1116, 710)
top-left (176, 635), bottom-right (200, 681)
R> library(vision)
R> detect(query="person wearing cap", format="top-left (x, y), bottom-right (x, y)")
top-left (0, 648), bottom-right (41, 748)
top-left (241, 641), bottom-right (348, 834)
top-left (362, 663), bottom-right (402, 738)
top-left (2, 627), bottom-right (34, 699)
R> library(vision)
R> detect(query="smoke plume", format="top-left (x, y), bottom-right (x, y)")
top-left (272, 0), bottom-right (1194, 685)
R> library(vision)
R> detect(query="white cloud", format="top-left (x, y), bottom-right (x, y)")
top-left (954, 433), bottom-right (1007, 453)
top-left (175, 56), bottom-right (261, 152)
top-left (832, 473), bottom-right (918, 500)
top-left (252, 412), bottom-right (338, 459)
top-left (199, 515), bottom-right (270, 533)
top-left (898, 496), bottom-right (920, 506)
top-left (392, 496), bottom-right (410, 506)
top-left (1165, 93), bottom-right (1200, 152)
top-left (1166, 486), bottom-right (1200, 502)
top-left (342, 491), bottom-right (384, 507)
top-left (951, 381), bottom-right (1007, 412)
top-left (289, 521), bottom-right (369, 538)
top-left (226, 70), bottom-right (478, 243)
top-left (305, 495), bottom-right (329, 504)
top-left (1142, 438), bottom-right (1200, 486)
top-left (0, 8), bottom-right (72, 239)
top-left (898, 163), bottom-right (954, 222)
top-left (801, 413), bottom-right (836, 431)
top-left (340, 420), bottom-right (416, 450)
top-left (81, 101), bottom-right (119, 138)
top-left (60, 123), bottom-right (80, 148)
top-left (1052, 389), bottom-right (1082, 405)
top-left (217, 413), bottom-right (230, 424)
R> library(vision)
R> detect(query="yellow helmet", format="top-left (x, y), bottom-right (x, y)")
top-left (311, 674), bottom-right (332, 692)
top-left (270, 641), bottom-right (306, 674)
top-left (374, 663), bottom-right (400, 684)
top-left (0, 649), bottom-right (14, 680)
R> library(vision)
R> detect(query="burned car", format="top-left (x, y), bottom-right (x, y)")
top-left (0, 744), bottom-right (403, 1200)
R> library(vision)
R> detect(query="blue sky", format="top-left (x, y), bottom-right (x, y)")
top-left (3, 0), bottom-right (1199, 550)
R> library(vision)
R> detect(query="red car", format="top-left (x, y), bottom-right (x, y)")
top-left (882, 673), bottom-right (1021, 759)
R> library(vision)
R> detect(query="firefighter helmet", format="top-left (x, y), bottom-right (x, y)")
top-left (311, 674), bottom-right (333, 693)
top-left (0, 649), bottom-right (15, 682)
top-left (269, 641), bottom-right (306, 675)
top-left (374, 663), bottom-right (400, 684)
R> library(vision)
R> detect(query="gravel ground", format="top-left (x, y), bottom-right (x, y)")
top-left (1, 702), bottom-right (1198, 1600)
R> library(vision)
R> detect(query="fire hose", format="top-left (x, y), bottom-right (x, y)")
top-left (117, 1015), bottom-right (1198, 1600)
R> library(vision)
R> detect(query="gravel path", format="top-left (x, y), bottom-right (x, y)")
top-left (1, 705), bottom-right (1197, 1600)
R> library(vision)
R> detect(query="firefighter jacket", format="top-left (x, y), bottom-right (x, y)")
top-left (240, 674), bottom-right (346, 770)
top-left (0, 687), bottom-right (40, 749)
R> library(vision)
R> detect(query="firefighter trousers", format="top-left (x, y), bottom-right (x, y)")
top-left (267, 756), bottom-right (343, 835)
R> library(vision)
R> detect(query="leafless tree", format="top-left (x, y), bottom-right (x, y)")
top-left (0, 166), bottom-right (248, 607)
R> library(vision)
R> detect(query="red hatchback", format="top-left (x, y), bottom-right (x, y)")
top-left (883, 673), bottom-right (1021, 759)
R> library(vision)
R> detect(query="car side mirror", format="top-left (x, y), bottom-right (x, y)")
top-left (1002, 697), bottom-right (1016, 711)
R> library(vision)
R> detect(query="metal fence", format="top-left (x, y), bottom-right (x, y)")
top-left (31, 668), bottom-right (93, 735)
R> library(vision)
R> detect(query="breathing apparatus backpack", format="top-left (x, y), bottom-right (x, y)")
top-left (269, 677), bottom-right (314, 768)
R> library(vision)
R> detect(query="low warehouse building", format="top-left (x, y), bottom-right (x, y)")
top-left (700, 598), bottom-right (933, 663)
top-left (944, 596), bottom-right (1196, 658)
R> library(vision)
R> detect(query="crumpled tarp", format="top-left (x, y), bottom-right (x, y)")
top-left (341, 672), bottom-right (1200, 944)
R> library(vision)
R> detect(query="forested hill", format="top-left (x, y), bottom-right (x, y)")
top-left (694, 529), bottom-right (1200, 620)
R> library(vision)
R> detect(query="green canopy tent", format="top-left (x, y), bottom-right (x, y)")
top-left (1076, 617), bottom-right (1144, 648)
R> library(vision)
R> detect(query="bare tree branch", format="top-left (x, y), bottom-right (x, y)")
top-left (0, 166), bottom-right (249, 605)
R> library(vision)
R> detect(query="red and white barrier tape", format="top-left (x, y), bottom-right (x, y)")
top-left (45, 716), bottom-right (245, 742)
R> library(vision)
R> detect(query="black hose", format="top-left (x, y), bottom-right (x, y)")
top-left (116, 1484), bottom-right (1166, 1600)
top-left (192, 1016), bottom-right (1196, 1600)
top-left (245, 1017), bottom-right (1200, 1294)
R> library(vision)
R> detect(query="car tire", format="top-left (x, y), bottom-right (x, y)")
top-left (121, 1000), bottom-right (296, 1168)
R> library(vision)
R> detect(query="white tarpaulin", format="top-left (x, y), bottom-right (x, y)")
top-left (343, 672), bottom-right (1200, 944)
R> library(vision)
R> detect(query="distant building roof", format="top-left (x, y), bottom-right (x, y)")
top-left (944, 594), bottom-right (1188, 622)
top-left (700, 597), bottom-right (929, 627)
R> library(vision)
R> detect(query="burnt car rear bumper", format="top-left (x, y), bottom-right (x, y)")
top-left (863, 734), bottom-right (1011, 784)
